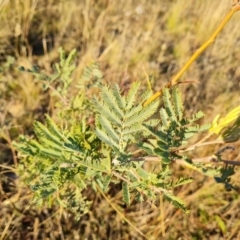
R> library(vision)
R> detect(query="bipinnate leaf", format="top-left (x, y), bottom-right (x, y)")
top-left (94, 82), bottom-right (159, 154)
top-left (122, 182), bottom-right (130, 205)
top-left (164, 192), bottom-right (190, 213)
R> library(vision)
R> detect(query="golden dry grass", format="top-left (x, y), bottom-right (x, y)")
top-left (1, 0), bottom-right (240, 239)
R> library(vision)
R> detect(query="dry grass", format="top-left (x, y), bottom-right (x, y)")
top-left (1, 0), bottom-right (240, 239)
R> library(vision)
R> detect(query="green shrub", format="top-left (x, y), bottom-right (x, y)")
top-left (14, 45), bottom-right (240, 222)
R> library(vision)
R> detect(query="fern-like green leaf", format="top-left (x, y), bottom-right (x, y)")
top-left (189, 111), bottom-right (205, 122)
top-left (95, 128), bottom-right (119, 149)
top-left (160, 108), bottom-right (169, 127)
top-left (163, 88), bottom-right (177, 122)
top-left (71, 91), bottom-right (85, 110)
top-left (33, 121), bottom-right (63, 146)
top-left (172, 177), bottom-right (193, 187)
top-left (38, 137), bottom-right (63, 152)
top-left (140, 89), bottom-right (154, 105)
top-left (142, 125), bottom-right (168, 144)
top-left (124, 104), bottom-right (142, 119)
top-left (164, 192), bottom-right (189, 213)
top-left (98, 115), bottom-right (119, 143)
top-left (154, 149), bottom-right (170, 164)
top-left (122, 182), bottom-right (130, 205)
top-left (124, 99), bottom-right (159, 127)
top-left (126, 81), bottom-right (141, 110)
top-left (172, 87), bottom-right (183, 120)
top-left (122, 124), bottom-right (145, 136)
top-left (137, 142), bottom-right (154, 155)
top-left (102, 174), bottom-right (113, 192)
top-left (112, 83), bottom-right (126, 109)
top-left (101, 85), bottom-right (124, 118)
top-left (79, 62), bottom-right (103, 87)
top-left (28, 139), bottom-right (63, 158)
top-left (92, 97), bottom-right (122, 126)
top-left (45, 115), bottom-right (71, 144)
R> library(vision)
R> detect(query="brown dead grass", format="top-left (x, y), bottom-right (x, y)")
top-left (1, 0), bottom-right (240, 239)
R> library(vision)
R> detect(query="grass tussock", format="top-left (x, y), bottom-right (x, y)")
top-left (1, 0), bottom-right (240, 239)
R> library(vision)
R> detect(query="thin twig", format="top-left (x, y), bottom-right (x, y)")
top-left (143, 5), bottom-right (240, 107)
top-left (129, 155), bottom-right (240, 166)
top-left (177, 139), bottom-right (225, 153)
top-left (221, 160), bottom-right (240, 166)
top-left (130, 157), bottom-right (161, 162)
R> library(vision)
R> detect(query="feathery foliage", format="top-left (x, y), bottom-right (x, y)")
top-left (78, 61), bottom-right (104, 89)
top-left (93, 81), bottom-right (159, 161)
top-left (19, 47), bottom-right (76, 94)
top-left (140, 87), bottom-right (211, 164)
top-left (14, 47), bottom-right (240, 221)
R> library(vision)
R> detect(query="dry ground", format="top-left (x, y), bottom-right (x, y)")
top-left (0, 0), bottom-right (240, 239)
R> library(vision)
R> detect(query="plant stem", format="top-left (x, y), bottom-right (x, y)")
top-left (130, 156), bottom-right (240, 166)
top-left (143, 5), bottom-right (240, 107)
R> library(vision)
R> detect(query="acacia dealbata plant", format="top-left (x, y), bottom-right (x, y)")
top-left (14, 2), bottom-right (240, 222)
